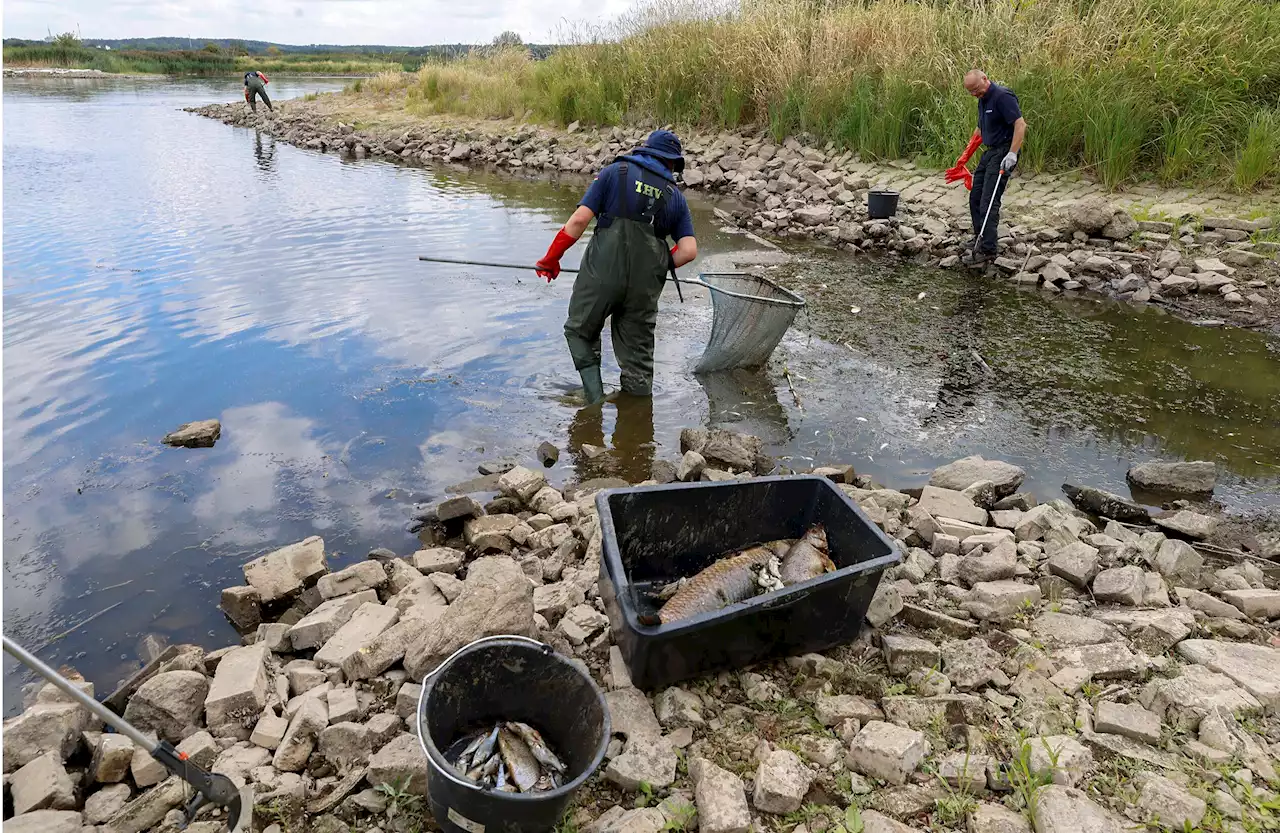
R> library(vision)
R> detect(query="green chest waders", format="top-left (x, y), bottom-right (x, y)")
top-left (563, 162), bottom-right (673, 403)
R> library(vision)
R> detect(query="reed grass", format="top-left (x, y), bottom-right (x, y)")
top-left (401, 0), bottom-right (1280, 188)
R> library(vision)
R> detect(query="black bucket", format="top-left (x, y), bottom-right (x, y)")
top-left (417, 636), bottom-right (611, 833)
top-left (867, 190), bottom-right (899, 219)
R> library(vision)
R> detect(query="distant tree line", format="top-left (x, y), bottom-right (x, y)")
top-left (2, 35), bottom-right (556, 60)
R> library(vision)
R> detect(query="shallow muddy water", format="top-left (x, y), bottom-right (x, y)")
top-left (4, 79), bottom-right (1278, 709)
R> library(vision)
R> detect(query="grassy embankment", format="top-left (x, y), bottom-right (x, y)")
top-left (2, 44), bottom-right (409, 76)
top-left (368, 0), bottom-right (1280, 190)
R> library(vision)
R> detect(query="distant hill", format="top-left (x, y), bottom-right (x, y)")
top-left (2, 36), bottom-right (553, 59)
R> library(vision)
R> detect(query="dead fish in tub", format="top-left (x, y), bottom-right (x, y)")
top-left (655, 527), bottom-right (836, 624)
top-left (451, 722), bottom-right (565, 793)
top-left (779, 525), bottom-right (835, 586)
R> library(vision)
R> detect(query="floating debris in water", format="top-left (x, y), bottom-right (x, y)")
top-left (450, 722), bottom-right (566, 793)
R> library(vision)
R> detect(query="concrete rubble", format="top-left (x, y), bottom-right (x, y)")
top-left (5, 440), bottom-right (1278, 833)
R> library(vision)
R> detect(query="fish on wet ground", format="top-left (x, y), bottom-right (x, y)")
top-left (451, 720), bottom-right (567, 793)
top-left (655, 526), bottom-right (835, 624)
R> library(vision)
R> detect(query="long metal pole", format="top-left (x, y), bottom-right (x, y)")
top-left (3, 634), bottom-right (155, 749)
top-left (418, 255), bottom-right (580, 273)
top-left (974, 169), bottom-right (1005, 256)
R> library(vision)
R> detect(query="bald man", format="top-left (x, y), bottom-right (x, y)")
top-left (958, 69), bottom-right (1026, 263)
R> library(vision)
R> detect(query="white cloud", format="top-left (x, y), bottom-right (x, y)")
top-left (4, 0), bottom-right (636, 45)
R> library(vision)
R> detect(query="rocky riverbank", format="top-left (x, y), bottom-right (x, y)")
top-left (188, 97), bottom-right (1280, 330)
top-left (5, 429), bottom-right (1279, 833)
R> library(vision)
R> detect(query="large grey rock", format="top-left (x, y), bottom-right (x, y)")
top-left (1093, 701), bottom-right (1161, 745)
top-left (1100, 210), bottom-right (1138, 240)
top-left (963, 580), bottom-right (1041, 621)
top-left (3, 702), bottom-right (90, 771)
top-left (250, 710), bottom-right (287, 749)
top-left (317, 561), bottom-right (386, 599)
top-left (942, 638), bottom-right (1003, 690)
top-left (1067, 197), bottom-right (1115, 235)
top-left (367, 733), bottom-right (430, 795)
top-left (1221, 588), bottom-right (1280, 620)
top-left (243, 536), bottom-right (327, 603)
top-left (866, 582), bottom-right (903, 627)
top-left (1178, 587), bottom-right (1246, 619)
top-left (498, 465), bottom-right (546, 503)
top-left (606, 687), bottom-right (663, 739)
top-left (1127, 460), bottom-right (1215, 495)
top-left (318, 721), bottom-right (371, 770)
top-left (10, 752), bottom-right (77, 814)
top-left (1092, 566), bottom-right (1145, 606)
top-left (220, 586), bottom-right (262, 630)
top-left (92, 732), bottom-right (136, 783)
top-left (163, 418), bottom-right (221, 447)
top-left (1014, 504), bottom-right (1068, 543)
top-left (273, 697), bottom-right (329, 771)
top-left (815, 694), bottom-right (883, 726)
top-left (957, 542), bottom-right (1017, 587)
top-left (1138, 664), bottom-right (1262, 729)
top-left (1051, 642), bottom-right (1142, 680)
top-left (107, 776), bottom-right (187, 833)
top-left (882, 634), bottom-right (941, 677)
top-left (405, 556), bottom-right (535, 679)
top-left (969, 804), bottom-right (1031, 833)
top-left (880, 694), bottom-right (987, 730)
top-left (606, 734), bottom-right (678, 791)
top-left (1031, 785), bottom-right (1123, 833)
top-left (176, 729), bottom-right (219, 768)
top-left (204, 643), bottom-right (270, 730)
top-left (930, 456), bottom-right (1025, 497)
top-left (4, 810), bottom-right (86, 833)
top-left (690, 757), bottom-right (750, 833)
top-left (752, 749), bottom-right (811, 814)
top-left (1153, 539), bottom-right (1202, 585)
top-left (655, 687), bottom-right (704, 728)
top-left (846, 720), bottom-right (929, 785)
top-left (1134, 772), bottom-right (1206, 829)
top-left (1029, 613), bottom-right (1119, 648)
top-left (314, 602), bottom-right (399, 669)
top-left (1061, 485), bottom-right (1149, 524)
top-left (286, 590), bottom-right (378, 650)
top-left (1153, 510), bottom-right (1217, 541)
top-left (85, 782), bottom-right (132, 824)
top-left (861, 810), bottom-right (917, 833)
top-left (1026, 735), bottom-right (1092, 786)
top-left (123, 670), bottom-right (208, 743)
top-left (413, 547), bottom-right (465, 574)
top-left (918, 485), bottom-right (987, 525)
top-left (1047, 543), bottom-right (1100, 588)
top-left (1176, 639), bottom-right (1280, 708)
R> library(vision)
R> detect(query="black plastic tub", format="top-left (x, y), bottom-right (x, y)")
top-left (868, 190), bottom-right (899, 219)
top-left (416, 636), bottom-right (610, 833)
top-left (596, 475), bottom-right (901, 690)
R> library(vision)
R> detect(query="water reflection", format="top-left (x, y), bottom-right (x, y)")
top-left (567, 394), bottom-right (657, 484)
top-left (698, 368), bottom-right (793, 446)
top-left (253, 130), bottom-right (276, 174)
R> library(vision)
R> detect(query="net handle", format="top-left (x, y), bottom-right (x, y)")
top-left (685, 272), bottom-right (807, 308)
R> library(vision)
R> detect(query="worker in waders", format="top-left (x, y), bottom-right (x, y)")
top-left (535, 130), bottom-right (697, 405)
top-left (243, 70), bottom-right (272, 112)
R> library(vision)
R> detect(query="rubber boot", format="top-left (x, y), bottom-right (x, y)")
top-left (579, 366), bottom-right (605, 405)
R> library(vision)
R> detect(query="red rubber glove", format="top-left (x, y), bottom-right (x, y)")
top-left (536, 228), bottom-right (577, 282)
top-left (955, 132), bottom-right (982, 167)
top-left (944, 164), bottom-right (974, 191)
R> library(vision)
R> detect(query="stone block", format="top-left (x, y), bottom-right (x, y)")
top-left (204, 643), bottom-right (270, 730)
top-left (752, 749), bottom-right (811, 814)
top-left (243, 536), bottom-right (327, 603)
top-left (287, 590), bottom-right (378, 651)
top-left (413, 547), bottom-right (465, 575)
top-left (317, 561), bottom-right (386, 600)
top-left (846, 720), bottom-right (929, 784)
top-left (314, 602), bottom-right (399, 669)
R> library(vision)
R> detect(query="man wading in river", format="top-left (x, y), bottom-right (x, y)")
top-left (956, 69), bottom-right (1026, 264)
top-left (243, 70), bottom-right (272, 113)
top-left (535, 130), bottom-right (698, 405)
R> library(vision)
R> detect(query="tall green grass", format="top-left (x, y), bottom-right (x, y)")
top-left (400, 0), bottom-right (1280, 189)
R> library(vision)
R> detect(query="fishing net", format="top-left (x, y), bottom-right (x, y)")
top-left (691, 272), bottom-right (806, 373)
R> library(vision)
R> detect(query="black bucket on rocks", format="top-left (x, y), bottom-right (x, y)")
top-left (867, 190), bottom-right (899, 219)
top-left (417, 635), bottom-right (611, 833)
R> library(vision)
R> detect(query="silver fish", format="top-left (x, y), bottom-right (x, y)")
top-left (497, 727), bottom-right (541, 792)
top-left (534, 774), bottom-right (555, 792)
top-left (471, 726), bottom-right (500, 769)
top-left (780, 525), bottom-right (835, 586)
top-left (507, 721), bottom-right (566, 773)
top-left (495, 758), bottom-right (509, 790)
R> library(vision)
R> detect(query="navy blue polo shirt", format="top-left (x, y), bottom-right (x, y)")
top-left (978, 83), bottom-right (1022, 149)
top-left (580, 158), bottom-right (696, 242)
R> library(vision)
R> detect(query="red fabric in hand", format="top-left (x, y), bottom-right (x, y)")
top-left (536, 228), bottom-right (577, 281)
top-left (955, 132), bottom-right (982, 166)
top-left (944, 164), bottom-right (974, 191)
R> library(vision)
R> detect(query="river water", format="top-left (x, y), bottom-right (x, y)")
top-left (4, 78), bottom-right (1279, 709)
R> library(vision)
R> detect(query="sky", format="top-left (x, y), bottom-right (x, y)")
top-left (2, 0), bottom-right (637, 45)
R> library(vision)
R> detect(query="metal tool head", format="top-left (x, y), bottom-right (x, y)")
top-left (180, 772), bottom-right (244, 830)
